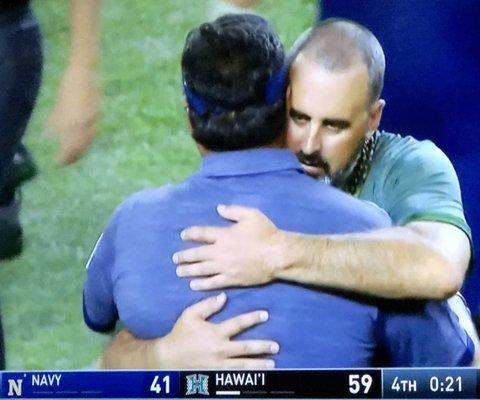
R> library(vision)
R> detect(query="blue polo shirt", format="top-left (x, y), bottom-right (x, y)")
top-left (84, 149), bottom-right (473, 367)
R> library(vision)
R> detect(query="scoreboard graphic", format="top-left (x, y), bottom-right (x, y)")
top-left (0, 368), bottom-right (477, 399)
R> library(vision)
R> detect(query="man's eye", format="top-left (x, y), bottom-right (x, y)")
top-left (325, 124), bottom-right (343, 133)
top-left (291, 115), bottom-right (308, 126)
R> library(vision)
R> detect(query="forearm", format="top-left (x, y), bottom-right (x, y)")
top-left (100, 330), bottom-right (170, 370)
top-left (275, 227), bottom-right (458, 300)
top-left (98, 296), bottom-right (276, 370)
top-left (69, 0), bottom-right (101, 68)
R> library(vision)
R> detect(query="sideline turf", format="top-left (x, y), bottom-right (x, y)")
top-left (0, 0), bottom-right (315, 369)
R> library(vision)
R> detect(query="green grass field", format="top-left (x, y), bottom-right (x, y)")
top-left (0, 0), bottom-right (317, 369)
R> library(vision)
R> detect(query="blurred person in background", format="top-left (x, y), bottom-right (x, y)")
top-left (1, 0), bottom-right (101, 260)
top-left (0, 0), bottom-right (100, 369)
top-left (0, 0), bottom-right (42, 261)
top-left (0, 0), bottom-right (42, 370)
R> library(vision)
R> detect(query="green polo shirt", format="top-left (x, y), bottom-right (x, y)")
top-left (358, 131), bottom-right (472, 241)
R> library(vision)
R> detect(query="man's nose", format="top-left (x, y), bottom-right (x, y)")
top-left (303, 127), bottom-right (322, 155)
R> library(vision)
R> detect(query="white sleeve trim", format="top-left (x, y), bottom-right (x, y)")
top-left (85, 234), bottom-right (104, 270)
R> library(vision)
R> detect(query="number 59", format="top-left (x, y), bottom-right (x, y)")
top-left (349, 374), bottom-right (373, 394)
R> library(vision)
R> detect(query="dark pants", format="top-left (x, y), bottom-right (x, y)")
top-left (0, 4), bottom-right (43, 369)
top-left (0, 4), bottom-right (42, 200)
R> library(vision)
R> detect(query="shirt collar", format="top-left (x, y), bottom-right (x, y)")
top-left (196, 149), bottom-right (304, 177)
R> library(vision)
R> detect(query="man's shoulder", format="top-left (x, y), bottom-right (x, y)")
top-left (123, 185), bottom-right (176, 206)
top-left (364, 131), bottom-right (468, 230)
top-left (311, 182), bottom-right (392, 231)
top-left (375, 130), bottom-right (449, 170)
top-left (115, 181), bottom-right (193, 218)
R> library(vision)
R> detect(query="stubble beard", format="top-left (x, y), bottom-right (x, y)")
top-left (328, 139), bottom-right (366, 188)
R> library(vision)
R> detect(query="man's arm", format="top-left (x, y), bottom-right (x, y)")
top-left (84, 211), bottom-right (121, 332)
top-left (47, 0), bottom-right (101, 165)
top-left (173, 205), bottom-right (469, 300)
top-left (100, 293), bottom-right (278, 369)
top-left (277, 220), bottom-right (468, 299)
top-left (378, 300), bottom-right (475, 367)
top-left (173, 140), bottom-right (472, 300)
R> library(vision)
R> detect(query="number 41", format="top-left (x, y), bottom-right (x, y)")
top-left (150, 375), bottom-right (170, 394)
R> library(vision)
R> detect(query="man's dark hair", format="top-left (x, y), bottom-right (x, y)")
top-left (182, 13), bottom-right (286, 151)
top-left (288, 18), bottom-right (385, 105)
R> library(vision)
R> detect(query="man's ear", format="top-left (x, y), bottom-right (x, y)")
top-left (285, 85), bottom-right (292, 116)
top-left (367, 98), bottom-right (385, 137)
top-left (184, 101), bottom-right (194, 137)
top-left (286, 85), bottom-right (292, 106)
top-left (184, 103), bottom-right (209, 155)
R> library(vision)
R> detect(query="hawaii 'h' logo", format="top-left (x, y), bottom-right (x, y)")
top-left (185, 374), bottom-right (209, 396)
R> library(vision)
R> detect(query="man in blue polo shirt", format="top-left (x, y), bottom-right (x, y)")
top-left (84, 13), bottom-right (473, 368)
